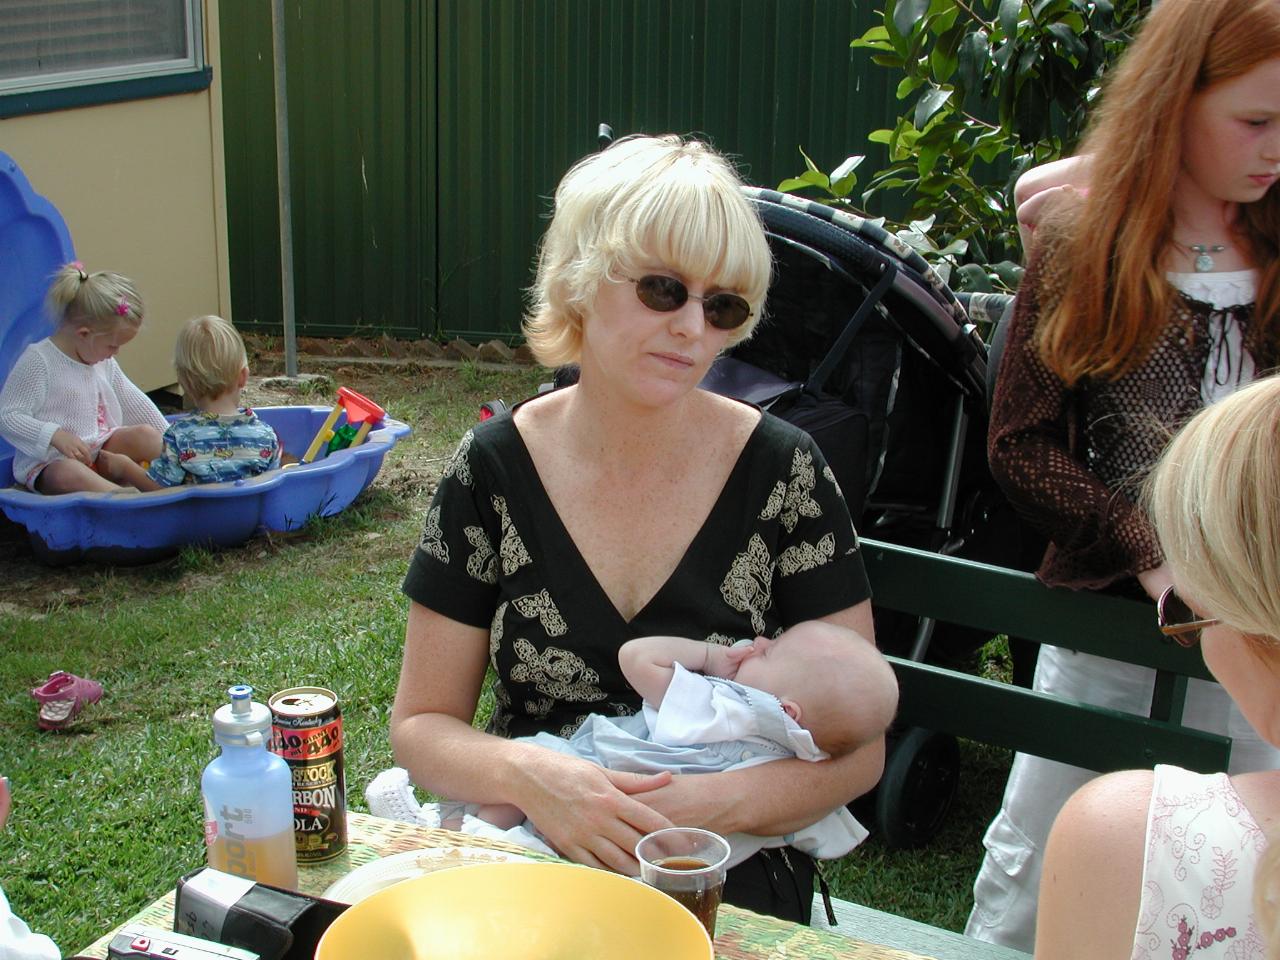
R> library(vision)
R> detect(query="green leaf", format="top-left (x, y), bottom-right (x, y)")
top-left (893, 0), bottom-right (932, 41)
top-left (1046, 22), bottom-right (1087, 60)
top-left (957, 263), bottom-right (995, 292)
top-left (800, 169), bottom-right (831, 189)
top-left (1017, 42), bottom-right (1039, 75)
top-left (928, 4), bottom-right (960, 34)
top-left (897, 75), bottom-right (927, 99)
top-left (1032, 0), bottom-right (1072, 18)
top-left (799, 146), bottom-right (822, 174)
top-left (868, 129), bottom-right (895, 144)
top-left (831, 172), bottom-right (859, 198)
top-left (916, 144), bottom-right (947, 179)
top-left (871, 53), bottom-right (907, 68)
top-left (929, 22), bottom-right (966, 82)
top-left (830, 155), bottom-right (865, 182)
top-left (1013, 79), bottom-right (1045, 141)
top-left (914, 86), bottom-right (954, 129)
top-left (956, 31), bottom-right (989, 99)
top-left (999, 0), bottom-right (1023, 37)
top-left (851, 24), bottom-right (892, 49)
top-left (777, 178), bottom-right (818, 194)
top-left (975, 137), bottom-right (1008, 164)
top-left (918, 118), bottom-right (967, 146)
top-left (993, 38), bottom-right (1016, 70)
top-left (992, 260), bottom-right (1026, 288)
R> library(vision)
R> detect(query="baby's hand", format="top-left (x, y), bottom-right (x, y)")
top-left (706, 640), bottom-right (755, 680)
top-left (51, 429), bottom-right (91, 463)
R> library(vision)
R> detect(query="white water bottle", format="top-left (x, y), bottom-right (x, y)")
top-left (201, 684), bottom-right (298, 889)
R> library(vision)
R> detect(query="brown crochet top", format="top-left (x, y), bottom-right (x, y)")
top-left (988, 232), bottom-right (1276, 590)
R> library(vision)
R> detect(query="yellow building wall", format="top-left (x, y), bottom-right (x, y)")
top-left (0, 0), bottom-right (228, 392)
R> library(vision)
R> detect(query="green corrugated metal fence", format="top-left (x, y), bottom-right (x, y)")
top-left (219, 0), bottom-right (896, 342)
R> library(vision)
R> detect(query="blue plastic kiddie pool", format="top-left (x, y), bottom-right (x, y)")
top-left (0, 151), bottom-right (410, 564)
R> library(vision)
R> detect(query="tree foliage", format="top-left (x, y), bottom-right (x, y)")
top-left (780, 0), bottom-right (1151, 291)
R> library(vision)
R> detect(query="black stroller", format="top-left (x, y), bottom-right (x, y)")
top-left (701, 188), bottom-right (1034, 848)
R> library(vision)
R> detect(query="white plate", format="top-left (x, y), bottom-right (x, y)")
top-left (322, 846), bottom-right (535, 904)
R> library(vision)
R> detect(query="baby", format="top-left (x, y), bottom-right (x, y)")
top-left (111, 316), bottom-right (281, 491)
top-left (369, 620), bottom-right (898, 866)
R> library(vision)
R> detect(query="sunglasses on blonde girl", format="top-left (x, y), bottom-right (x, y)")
top-left (1156, 585), bottom-right (1221, 648)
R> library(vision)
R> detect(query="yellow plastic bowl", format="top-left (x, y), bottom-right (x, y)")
top-left (314, 860), bottom-right (714, 959)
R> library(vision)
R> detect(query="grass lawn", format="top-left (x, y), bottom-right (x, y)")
top-left (0, 351), bottom-right (1011, 953)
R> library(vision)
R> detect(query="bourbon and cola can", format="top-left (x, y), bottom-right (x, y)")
top-left (268, 686), bottom-right (347, 863)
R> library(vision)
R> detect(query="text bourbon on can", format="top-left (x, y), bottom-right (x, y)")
top-left (268, 686), bottom-right (347, 863)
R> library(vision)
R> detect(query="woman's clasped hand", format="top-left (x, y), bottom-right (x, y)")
top-left (509, 755), bottom-right (674, 874)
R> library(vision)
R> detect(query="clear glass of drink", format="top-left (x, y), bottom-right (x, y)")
top-left (635, 827), bottom-right (731, 939)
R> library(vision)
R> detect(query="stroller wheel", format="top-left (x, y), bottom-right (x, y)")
top-left (873, 726), bottom-right (960, 850)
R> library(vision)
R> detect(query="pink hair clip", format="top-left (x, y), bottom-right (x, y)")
top-left (71, 260), bottom-right (87, 281)
top-left (115, 298), bottom-right (130, 317)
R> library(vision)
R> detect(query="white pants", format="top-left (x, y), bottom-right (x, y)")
top-left (964, 644), bottom-right (1280, 953)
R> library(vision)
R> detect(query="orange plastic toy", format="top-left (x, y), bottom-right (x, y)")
top-left (300, 386), bottom-right (386, 465)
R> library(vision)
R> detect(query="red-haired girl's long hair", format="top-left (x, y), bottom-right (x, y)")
top-left (1036, 0), bottom-right (1280, 386)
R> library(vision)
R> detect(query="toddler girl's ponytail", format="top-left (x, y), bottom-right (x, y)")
top-left (46, 262), bottom-right (144, 331)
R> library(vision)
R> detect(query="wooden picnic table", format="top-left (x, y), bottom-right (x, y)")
top-left (78, 811), bottom-right (937, 959)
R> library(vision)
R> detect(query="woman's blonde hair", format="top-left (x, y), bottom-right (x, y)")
top-left (46, 262), bottom-right (144, 332)
top-left (1147, 374), bottom-right (1280, 641)
top-left (174, 315), bottom-right (248, 402)
top-left (523, 135), bottom-right (772, 368)
top-left (1036, 0), bottom-right (1280, 386)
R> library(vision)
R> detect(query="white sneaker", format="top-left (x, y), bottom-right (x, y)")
top-left (365, 767), bottom-right (438, 826)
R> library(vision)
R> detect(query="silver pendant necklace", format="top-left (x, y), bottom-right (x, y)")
top-left (1185, 242), bottom-right (1227, 273)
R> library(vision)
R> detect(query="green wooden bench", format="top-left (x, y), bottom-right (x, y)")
top-left (863, 537), bottom-right (1228, 774)
top-left (811, 537), bottom-right (1230, 957)
top-left (812, 896), bottom-right (1032, 960)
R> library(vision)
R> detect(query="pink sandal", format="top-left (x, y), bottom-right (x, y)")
top-left (30, 671), bottom-right (103, 730)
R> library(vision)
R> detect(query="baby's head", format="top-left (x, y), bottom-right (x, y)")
top-left (46, 262), bottom-right (144, 364)
top-left (174, 315), bottom-right (250, 408)
top-left (733, 621), bottom-right (898, 757)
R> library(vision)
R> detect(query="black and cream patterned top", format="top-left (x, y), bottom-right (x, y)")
top-left (402, 409), bottom-right (871, 741)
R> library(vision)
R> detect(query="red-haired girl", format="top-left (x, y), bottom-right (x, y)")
top-left (971, 0), bottom-right (1280, 950)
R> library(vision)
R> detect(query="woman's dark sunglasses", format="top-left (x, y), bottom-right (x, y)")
top-left (1156, 585), bottom-right (1221, 648)
top-left (627, 275), bottom-right (753, 331)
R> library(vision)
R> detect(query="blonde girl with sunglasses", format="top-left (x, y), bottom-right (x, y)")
top-left (1035, 373), bottom-right (1280, 959)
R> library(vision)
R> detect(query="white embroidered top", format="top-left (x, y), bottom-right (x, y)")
top-left (0, 338), bottom-right (168, 482)
top-left (1131, 765), bottom-right (1268, 960)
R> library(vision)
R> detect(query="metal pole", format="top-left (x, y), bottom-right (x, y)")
top-left (271, 0), bottom-right (298, 377)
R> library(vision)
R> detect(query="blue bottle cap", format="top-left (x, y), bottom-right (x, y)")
top-left (212, 684), bottom-right (273, 745)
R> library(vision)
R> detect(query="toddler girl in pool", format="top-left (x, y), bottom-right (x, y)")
top-left (0, 262), bottom-right (168, 493)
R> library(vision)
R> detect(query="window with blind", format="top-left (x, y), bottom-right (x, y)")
top-left (0, 0), bottom-right (208, 118)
